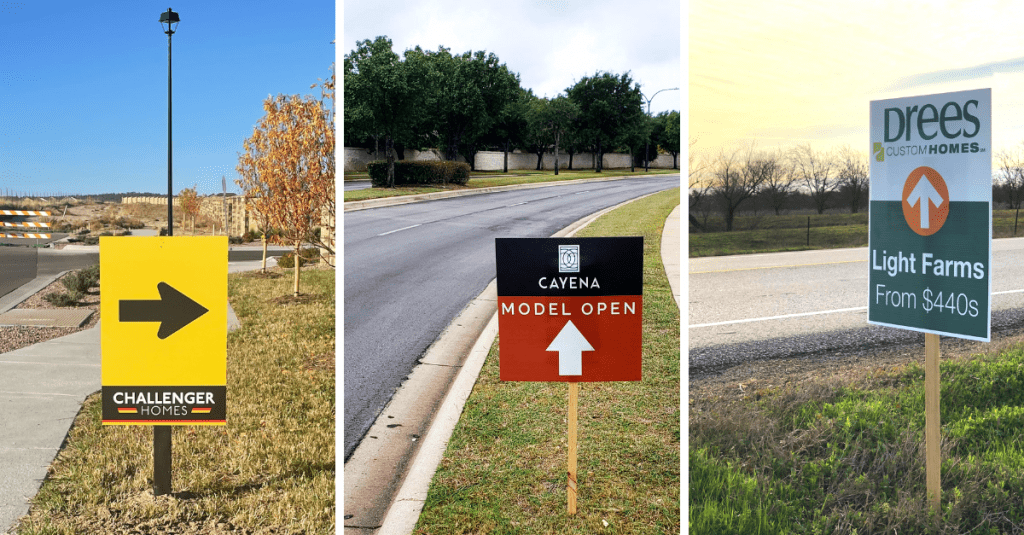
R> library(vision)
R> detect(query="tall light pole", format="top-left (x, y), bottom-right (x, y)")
top-left (641, 87), bottom-right (679, 172)
top-left (156, 7), bottom-right (179, 497)
top-left (160, 8), bottom-right (179, 237)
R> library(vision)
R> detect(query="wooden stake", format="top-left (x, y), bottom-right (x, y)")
top-left (925, 333), bottom-right (941, 513)
top-left (568, 381), bottom-right (578, 515)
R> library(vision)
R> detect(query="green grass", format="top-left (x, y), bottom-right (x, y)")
top-left (691, 344), bottom-right (1024, 534)
top-left (15, 268), bottom-right (335, 534)
top-left (344, 168), bottom-right (679, 202)
top-left (691, 209), bottom-right (1024, 257)
top-left (414, 188), bottom-right (681, 534)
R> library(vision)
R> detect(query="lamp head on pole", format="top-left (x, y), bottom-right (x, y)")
top-left (159, 8), bottom-right (180, 35)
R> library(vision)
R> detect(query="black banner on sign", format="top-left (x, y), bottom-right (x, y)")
top-left (102, 386), bottom-right (226, 425)
top-left (495, 237), bottom-right (643, 296)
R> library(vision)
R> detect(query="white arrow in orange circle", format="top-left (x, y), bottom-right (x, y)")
top-left (547, 320), bottom-right (594, 376)
top-left (907, 173), bottom-right (945, 229)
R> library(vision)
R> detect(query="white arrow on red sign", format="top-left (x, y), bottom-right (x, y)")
top-left (546, 320), bottom-right (594, 376)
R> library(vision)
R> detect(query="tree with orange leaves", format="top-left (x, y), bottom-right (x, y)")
top-left (179, 185), bottom-right (202, 235)
top-left (236, 66), bottom-right (335, 296)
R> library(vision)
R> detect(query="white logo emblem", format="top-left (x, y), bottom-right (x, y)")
top-left (558, 245), bottom-right (579, 273)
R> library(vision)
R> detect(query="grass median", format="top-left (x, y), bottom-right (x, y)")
top-left (691, 340), bottom-right (1024, 534)
top-left (14, 268), bottom-right (335, 534)
top-left (690, 209), bottom-right (1024, 257)
top-left (344, 168), bottom-right (679, 202)
top-left (414, 187), bottom-right (681, 534)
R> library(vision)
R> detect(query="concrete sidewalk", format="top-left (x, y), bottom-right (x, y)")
top-left (661, 204), bottom-right (681, 309)
top-left (0, 327), bottom-right (100, 533)
top-left (0, 260), bottom-right (260, 534)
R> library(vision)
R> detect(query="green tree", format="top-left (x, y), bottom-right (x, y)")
top-left (412, 47), bottom-right (521, 168)
top-left (527, 95), bottom-right (580, 175)
top-left (483, 87), bottom-right (530, 173)
top-left (653, 110), bottom-right (681, 169)
top-left (620, 113), bottom-right (653, 172)
top-left (344, 36), bottom-right (424, 188)
top-left (566, 72), bottom-right (645, 172)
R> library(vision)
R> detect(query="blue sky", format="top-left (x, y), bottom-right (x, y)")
top-left (0, 0), bottom-right (335, 196)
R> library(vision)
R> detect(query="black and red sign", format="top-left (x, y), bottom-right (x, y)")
top-left (495, 237), bottom-right (643, 382)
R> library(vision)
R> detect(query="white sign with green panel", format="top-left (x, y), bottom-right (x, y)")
top-left (868, 88), bottom-right (991, 341)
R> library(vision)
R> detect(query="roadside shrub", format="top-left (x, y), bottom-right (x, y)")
top-left (62, 269), bottom-right (97, 294)
top-left (242, 229), bottom-right (263, 243)
top-left (277, 248), bottom-right (321, 268)
top-left (44, 290), bottom-right (82, 307)
top-left (229, 236), bottom-right (244, 245)
top-left (367, 160), bottom-right (471, 187)
top-left (78, 264), bottom-right (100, 289)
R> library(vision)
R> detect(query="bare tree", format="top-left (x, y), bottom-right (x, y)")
top-left (688, 138), bottom-right (712, 231)
top-left (997, 143), bottom-right (1024, 210)
top-left (756, 148), bottom-right (796, 215)
top-left (793, 144), bottom-right (838, 215)
top-left (710, 146), bottom-right (769, 231)
top-left (837, 146), bottom-right (869, 214)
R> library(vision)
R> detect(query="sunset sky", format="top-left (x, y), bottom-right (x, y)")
top-left (690, 0), bottom-right (1024, 159)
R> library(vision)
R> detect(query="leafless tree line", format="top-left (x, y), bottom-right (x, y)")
top-left (689, 142), bottom-right (869, 231)
top-left (996, 142), bottom-right (1024, 211)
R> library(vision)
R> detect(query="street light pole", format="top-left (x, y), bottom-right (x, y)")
top-left (641, 87), bottom-right (679, 172)
top-left (157, 7), bottom-right (179, 497)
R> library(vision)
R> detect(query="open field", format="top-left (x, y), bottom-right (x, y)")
top-left (690, 209), bottom-right (1024, 257)
top-left (691, 334), bottom-right (1024, 534)
top-left (414, 188), bottom-right (680, 534)
top-left (343, 168), bottom-right (679, 202)
top-left (13, 267), bottom-right (335, 534)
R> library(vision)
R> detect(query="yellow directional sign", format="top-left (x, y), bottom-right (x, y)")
top-left (100, 236), bottom-right (227, 425)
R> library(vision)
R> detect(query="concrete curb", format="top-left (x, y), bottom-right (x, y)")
top-left (343, 173), bottom-right (671, 212)
top-left (369, 190), bottom-right (668, 534)
top-left (0, 271), bottom-right (70, 315)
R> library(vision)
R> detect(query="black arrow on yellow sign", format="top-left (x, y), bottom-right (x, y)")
top-left (119, 282), bottom-right (209, 339)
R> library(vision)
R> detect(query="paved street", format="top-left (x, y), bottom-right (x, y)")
top-left (689, 238), bottom-right (1024, 374)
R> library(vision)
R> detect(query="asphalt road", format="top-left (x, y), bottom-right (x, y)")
top-left (344, 174), bottom-right (680, 460)
top-left (689, 238), bottom-right (1024, 375)
top-left (0, 245), bottom-right (293, 300)
top-left (344, 180), bottom-right (372, 191)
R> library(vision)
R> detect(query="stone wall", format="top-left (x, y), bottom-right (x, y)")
top-left (121, 195), bottom-right (254, 236)
top-left (344, 147), bottom-right (679, 172)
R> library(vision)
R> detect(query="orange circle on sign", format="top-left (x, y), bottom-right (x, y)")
top-left (901, 166), bottom-right (950, 236)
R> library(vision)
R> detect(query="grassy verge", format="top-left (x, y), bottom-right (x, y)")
top-left (691, 343), bottom-right (1024, 534)
top-left (690, 209), bottom-right (1024, 257)
top-left (414, 188), bottom-right (681, 534)
top-left (344, 168), bottom-right (679, 202)
top-left (15, 268), bottom-right (335, 534)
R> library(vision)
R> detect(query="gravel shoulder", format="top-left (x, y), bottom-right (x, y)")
top-left (690, 319), bottom-right (1024, 412)
top-left (0, 272), bottom-right (100, 354)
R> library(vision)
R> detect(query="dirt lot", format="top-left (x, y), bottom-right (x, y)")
top-left (1, 199), bottom-right (239, 241)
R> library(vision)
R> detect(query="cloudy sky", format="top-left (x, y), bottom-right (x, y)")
top-left (0, 0), bottom-right (334, 196)
top-left (342, 0), bottom-right (682, 118)
top-left (691, 0), bottom-right (1024, 158)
